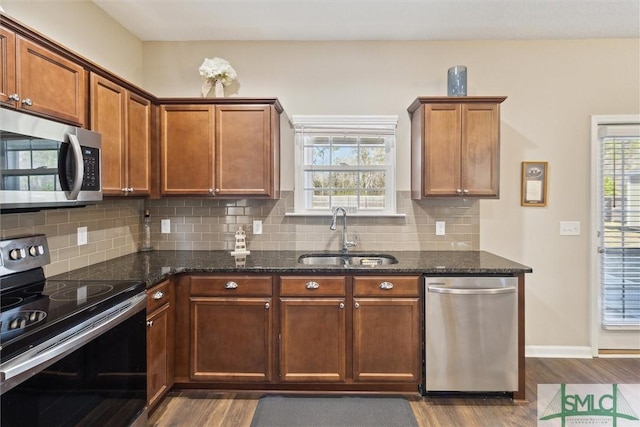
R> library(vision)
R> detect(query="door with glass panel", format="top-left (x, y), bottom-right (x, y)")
top-left (593, 116), bottom-right (640, 351)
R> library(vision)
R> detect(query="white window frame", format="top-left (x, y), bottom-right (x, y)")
top-left (590, 114), bottom-right (640, 354)
top-left (291, 115), bottom-right (398, 216)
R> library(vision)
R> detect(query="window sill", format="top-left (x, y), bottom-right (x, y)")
top-left (284, 212), bottom-right (406, 218)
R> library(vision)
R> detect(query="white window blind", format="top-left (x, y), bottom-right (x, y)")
top-left (291, 115), bottom-right (397, 215)
top-left (599, 123), bottom-right (640, 329)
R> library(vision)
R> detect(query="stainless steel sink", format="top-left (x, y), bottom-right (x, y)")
top-left (298, 253), bottom-right (398, 266)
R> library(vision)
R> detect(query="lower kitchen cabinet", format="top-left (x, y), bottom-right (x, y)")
top-left (279, 276), bottom-right (346, 382)
top-left (189, 275), bottom-right (273, 382)
top-left (147, 280), bottom-right (174, 411)
top-left (352, 276), bottom-right (420, 382)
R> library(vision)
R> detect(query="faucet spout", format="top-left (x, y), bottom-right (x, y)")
top-left (329, 207), bottom-right (357, 252)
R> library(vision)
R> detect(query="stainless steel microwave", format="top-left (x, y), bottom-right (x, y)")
top-left (0, 109), bottom-right (102, 212)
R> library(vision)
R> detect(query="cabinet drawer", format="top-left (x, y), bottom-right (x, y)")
top-left (190, 275), bottom-right (273, 296)
top-left (147, 280), bottom-right (171, 313)
top-left (353, 276), bottom-right (420, 297)
top-left (280, 276), bottom-right (346, 297)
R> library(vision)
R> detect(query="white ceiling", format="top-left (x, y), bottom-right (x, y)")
top-left (91, 0), bottom-right (640, 42)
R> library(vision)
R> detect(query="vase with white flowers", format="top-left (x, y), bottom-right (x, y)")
top-left (199, 57), bottom-right (237, 97)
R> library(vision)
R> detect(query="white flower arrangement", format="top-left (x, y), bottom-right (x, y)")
top-left (199, 57), bottom-right (237, 86)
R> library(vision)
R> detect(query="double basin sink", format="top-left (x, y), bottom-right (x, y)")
top-left (298, 253), bottom-right (398, 267)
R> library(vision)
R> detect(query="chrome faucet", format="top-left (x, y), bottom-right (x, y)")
top-left (329, 207), bottom-right (357, 253)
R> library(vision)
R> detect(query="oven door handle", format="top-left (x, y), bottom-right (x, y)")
top-left (0, 292), bottom-right (146, 394)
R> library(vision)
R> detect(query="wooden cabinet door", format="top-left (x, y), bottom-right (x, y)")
top-left (126, 92), bottom-right (151, 195)
top-left (215, 105), bottom-right (273, 197)
top-left (423, 103), bottom-right (462, 196)
top-left (461, 103), bottom-right (500, 197)
top-left (0, 27), bottom-right (16, 106)
top-left (279, 298), bottom-right (346, 382)
top-left (352, 297), bottom-right (420, 383)
top-left (147, 280), bottom-right (173, 411)
top-left (190, 297), bottom-right (272, 382)
top-left (91, 74), bottom-right (126, 194)
top-left (160, 105), bottom-right (214, 195)
top-left (147, 303), bottom-right (170, 409)
top-left (16, 36), bottom-right (86, 126)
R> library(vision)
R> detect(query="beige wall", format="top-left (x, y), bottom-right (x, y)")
top-left (1, 2), bottom-right (639, 350)
top-left (1, 0), bottom-right (144, 86)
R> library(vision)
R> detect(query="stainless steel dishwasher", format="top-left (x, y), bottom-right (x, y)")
top-left (423, 276), bottom-right (518, 394)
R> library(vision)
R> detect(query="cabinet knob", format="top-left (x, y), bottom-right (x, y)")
top-left (128, 187), bottom-right (134, 193)
top-left (8, 93), bottom-right (20, 102)
top-left (208, 188), bottom-right (214, 194)
top-left (354, 302), bottom-right (360, 308)
top-left (379, 281), bottom-right (394, 290)
top-left (339, 302), bottom-right (345, 309)
top-left (146, 320), bottom-right (154, 327)
top-left (305, 281), bottom-right (320, 290)
top-left (152, 291), bottom-right (164, 300)
top-left (455, 188), bottom-right (463, 194)
top-left (215, 188), bottom-right (220, 194)
top-left (462, 189), bottom-right (469, 195)
top-left (265, 302), bottom-right (270, 309)
top-left (121, 188), bottom-right (128, 193)
top-left (224, 281), bottom-right (239, 289)
top-left (21, 98), bottom-right (33, 107)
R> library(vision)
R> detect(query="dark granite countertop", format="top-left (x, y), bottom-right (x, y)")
top-left (49, 250), bottom-right (532, 288)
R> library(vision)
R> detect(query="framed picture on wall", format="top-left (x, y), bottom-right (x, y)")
top-left (521, 161), bottom-right (548, 206)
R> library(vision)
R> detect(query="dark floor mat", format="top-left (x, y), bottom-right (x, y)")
top-left (250, 395), bottom-right (419, 427)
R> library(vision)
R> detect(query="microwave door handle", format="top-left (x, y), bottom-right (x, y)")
top-left (66, 134), bottom-right (84, 200)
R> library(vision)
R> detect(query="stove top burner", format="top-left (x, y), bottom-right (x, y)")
top-left (48, 284), bottom-right (114, 302)
top-left (0, 297), bottom-right (24, 310)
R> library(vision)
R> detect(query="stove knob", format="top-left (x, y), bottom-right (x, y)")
top-left (29, 245), bottom-right (45, 257)
top-left (9, 248), bottom-right (26, 260)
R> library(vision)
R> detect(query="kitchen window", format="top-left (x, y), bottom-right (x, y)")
top-left (291, 115), bottom-right (398, 216)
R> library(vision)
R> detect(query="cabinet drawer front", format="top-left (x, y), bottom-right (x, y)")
top-left (147, 280), bottom-right (171, 313)
top-left (280, 276), bottom-right (346, 296)
top-left (353, 276), bottom-right (420, 297)
top-left (190, 276), bottom-right (273, 296)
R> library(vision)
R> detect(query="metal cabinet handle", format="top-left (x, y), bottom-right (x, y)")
top-left (354, 302), bottom-right (360, 308)
top-left (224, 281), bottom-right (238, 289)
top-left (305, 281), bottom-right (320, 290)
top-left (265, 302), bottom-right (270, 309)
top-left (146, 320), bottom-right (153, 327)
top-left (121, 188), bottom-right (128, 193)
top-left (152, 291), bottom-right (164, 300)
top-left (379, 281), bottom-right (394, 290)
top-left (8, 93), bottom-right (20, 101)
top-left (21, 98), bottom-right (33, 107)
top-left (339, 302), bottom-right (345, 309)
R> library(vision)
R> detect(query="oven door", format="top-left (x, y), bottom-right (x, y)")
top-left (1, 295), bottom-right (147, 427)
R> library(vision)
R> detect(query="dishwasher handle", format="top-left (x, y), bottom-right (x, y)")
top-left (427, 285), bottom-right (516, 295)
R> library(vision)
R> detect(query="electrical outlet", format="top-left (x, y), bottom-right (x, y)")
top-left (161, 219), bottom-right (171, 234)
top-left (77, 226), bottom-right (88, 246)
top-left (253, 220), bottom-right (263, 235)
top-left (560, 221), bottom-right (581, 236)
top-left (435, 221), bottom-right (446, 236)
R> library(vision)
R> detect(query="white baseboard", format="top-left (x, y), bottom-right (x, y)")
top-left (525, 345), bottom-right (593, 358)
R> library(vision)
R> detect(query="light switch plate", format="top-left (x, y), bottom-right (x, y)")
top-left (560, 221), bottom-right (581, 236)
top-left (77, 226), bottom-right (88, 246)
top-left (161, 219), bottom-right (171, 234)
top-left (435, 221), bottom-right (446, 236)
top-left (253, 220), bottom-right (263, 235)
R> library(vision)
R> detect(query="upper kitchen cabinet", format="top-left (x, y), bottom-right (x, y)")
top-left (90, 73), bottom-right (152, 196)
top-left (408, 96), bottom-right (506, 199)
top-left (160, 99), bottom-right (282, 198)
top-left (0, 26), bottom-right (86, 126)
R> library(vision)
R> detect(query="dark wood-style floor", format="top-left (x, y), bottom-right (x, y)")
top-left (148, 357), bottom-right (640, 427)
